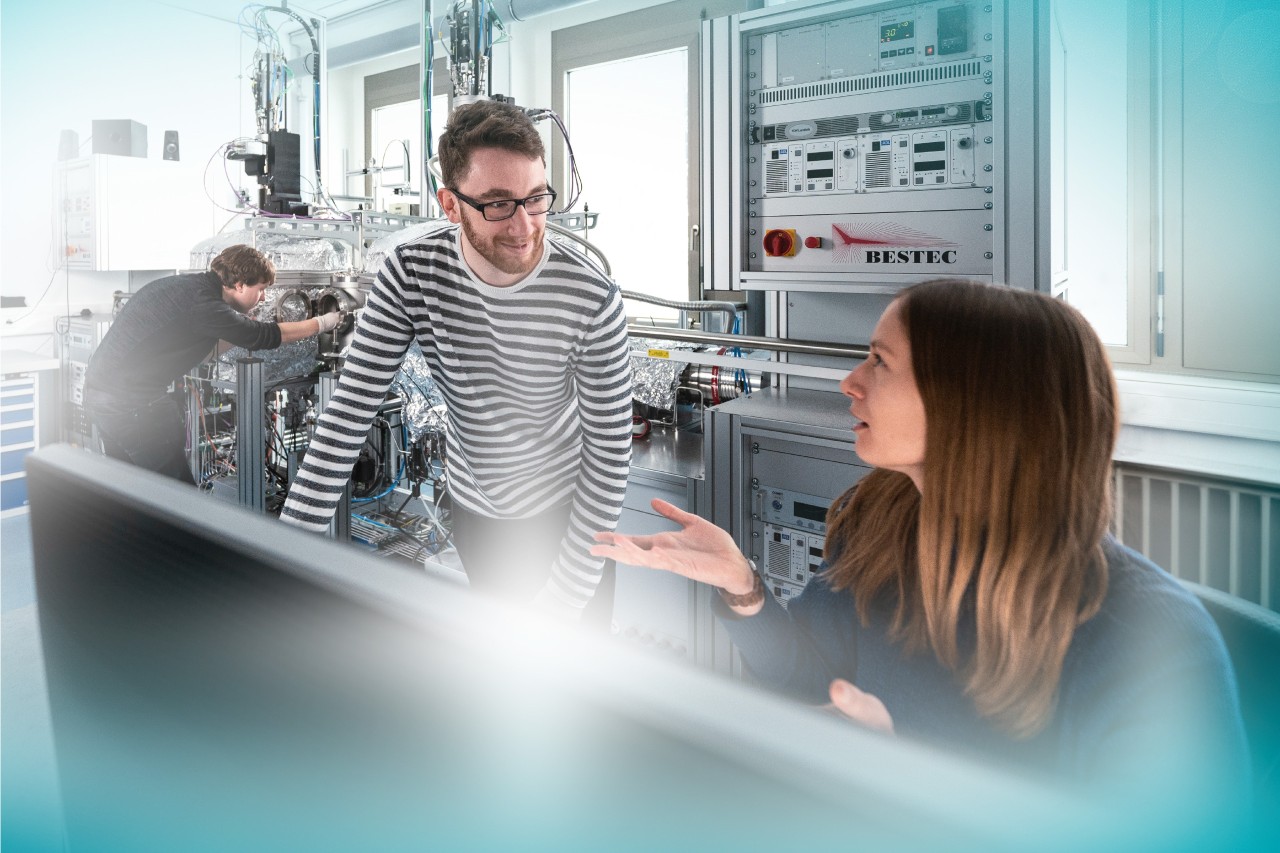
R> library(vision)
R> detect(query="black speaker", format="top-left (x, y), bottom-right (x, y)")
top-left (58, 129), bottom-right (79, 161)
top-left (91, 119), bottom-right (147, 158)
top-left (163, 130), bottom-right (180, 161)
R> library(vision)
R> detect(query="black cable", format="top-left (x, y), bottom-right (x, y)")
top-left (543, 110), bottom-right (584, 212)
top-left (392, 481), bottom-right (420, 519)
top-left (5, 265), bottom-right (63, 327)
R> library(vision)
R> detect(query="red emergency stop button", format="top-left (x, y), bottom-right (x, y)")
top-left (804, 236), bottom-right (823, 249)
top-left (763, 229), bottom-right (798, 257)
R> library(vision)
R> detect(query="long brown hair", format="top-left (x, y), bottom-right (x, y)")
top-left (825, 280), bottom-right (1118, 737)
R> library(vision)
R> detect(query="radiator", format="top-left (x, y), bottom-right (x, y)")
top-left (1114, 463), bottom-right (1279, 613)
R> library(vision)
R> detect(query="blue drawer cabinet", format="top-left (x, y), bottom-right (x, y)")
top-left (1, 373), bottom-right (39, 516)
top-left (1, 446), bottom-right (32, 476)
top-left (1, 477), bottom-right (28, 513)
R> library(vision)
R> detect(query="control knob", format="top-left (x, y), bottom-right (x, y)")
top-left (762, 228), bottom-right (798, 257)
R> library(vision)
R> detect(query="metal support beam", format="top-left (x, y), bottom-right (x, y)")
top-left (235, 358), bottom-right (266, 514)
top-left (628, 325), bottom-right (869, 359)
top-left (185, 378), bottom-right (201, 484)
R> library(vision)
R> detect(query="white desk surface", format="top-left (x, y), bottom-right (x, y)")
top-left (1, 350), bottom-right (60, 374)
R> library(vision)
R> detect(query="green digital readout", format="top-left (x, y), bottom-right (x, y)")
top-left (880, 20), bottom-right (915, 42)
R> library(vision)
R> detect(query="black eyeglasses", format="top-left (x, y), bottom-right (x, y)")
top-left (448, 187), bottom-right (557, 222)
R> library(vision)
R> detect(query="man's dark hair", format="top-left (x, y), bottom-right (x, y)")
top-left (210, 245), bottom-right (275, 289)
top-left (438, 100), bottom-right (545, 188)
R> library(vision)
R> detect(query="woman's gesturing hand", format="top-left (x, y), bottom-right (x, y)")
top-left (590, 498), bottom-right (758, 597)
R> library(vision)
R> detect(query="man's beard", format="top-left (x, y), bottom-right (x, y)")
top-left (459, 215), bottom-right (544, 278)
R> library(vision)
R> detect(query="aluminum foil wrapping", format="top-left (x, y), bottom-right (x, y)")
top-left (189, 230), bottom-right (353, 271)
top-left (629, 337), bottom-right (693, 411)
top-left (214, 338), bottom-right (318, 385)
top-left (362, 220), bottom-right (447, 274)
top-left (212, 286), bottom-right (324, 384)
top-left (189, 232), bottom-right (253, 269)
top-left (390, 341), bottom-right (448, 440)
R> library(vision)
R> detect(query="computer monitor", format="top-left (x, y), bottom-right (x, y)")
top-left (28, 445), bottom-right (1104, 851)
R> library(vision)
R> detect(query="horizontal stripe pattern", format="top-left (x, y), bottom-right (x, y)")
top-left (282, 224), bottom-right (632, 610)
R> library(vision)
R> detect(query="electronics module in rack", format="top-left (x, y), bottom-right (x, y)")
top-left (756, 485), bottom-right (830, 607)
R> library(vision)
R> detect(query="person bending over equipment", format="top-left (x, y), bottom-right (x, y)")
top-left (84, 244), bottom-right (342, 484)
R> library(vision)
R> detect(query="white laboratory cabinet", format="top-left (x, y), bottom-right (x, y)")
top-left (56, 154), bottom-right (209, 271)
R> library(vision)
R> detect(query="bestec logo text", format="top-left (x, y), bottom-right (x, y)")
top-left (865, 249), bottom-right (958, 263)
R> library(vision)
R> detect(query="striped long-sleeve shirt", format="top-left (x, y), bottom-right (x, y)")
top-left (281, 224), bottom-right (633, 612)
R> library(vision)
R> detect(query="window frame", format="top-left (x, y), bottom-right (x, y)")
top-left (1110, 0), bottom-right (1279, 386)
top-left (1111, 0), bottom-right (1156, 367)
top-left (1103, 0), bottom-right (1280, 448)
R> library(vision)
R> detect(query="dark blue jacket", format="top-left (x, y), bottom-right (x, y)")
top-left (718, 536), bottom-right (1251, 836)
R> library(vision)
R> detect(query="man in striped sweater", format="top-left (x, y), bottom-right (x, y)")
top-left (281, 100), bottom-right (632, 626)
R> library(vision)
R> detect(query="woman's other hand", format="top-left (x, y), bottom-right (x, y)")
top-left (827, 679), bottom-right (895, 735)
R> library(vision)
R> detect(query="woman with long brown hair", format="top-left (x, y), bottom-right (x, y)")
top-left (592, 279), bottom-right (1249, 832)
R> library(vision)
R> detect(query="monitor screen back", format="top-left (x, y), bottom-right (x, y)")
top-left (27, 445), bottom-right (1087, 851)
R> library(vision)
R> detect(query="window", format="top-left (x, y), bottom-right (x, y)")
top-left (1058, 0), bottom-right (1280, 384)
top-left (551, 0), bottom-right (756, 323)
top-left (563, 49), bottom-right (690, 321)
top-left (1056, 0), bottom-right (1141, 353)
top-left (370, 99), bottom-right (421, 212)
top-left (363, 61), bottom-right (450, 216)
top-left (1158, 0), bottom-right (1279, 381)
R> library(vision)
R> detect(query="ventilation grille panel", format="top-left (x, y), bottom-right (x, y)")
top-left (758, 60), bottom-right (984, 105)
top-left (817, 116), bottom-right (859, 136)
top-left (764, 160), bottom-right (789, 193)
top-left (864, 151), bottom-right (891, 188)
top-left (765, 540), bottom-right (792, 581)
top-left (1115, 464), bottom-right (1278, 612)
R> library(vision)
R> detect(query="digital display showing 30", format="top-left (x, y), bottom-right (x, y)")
top-left (880, 20), bottom-right (915, 42)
